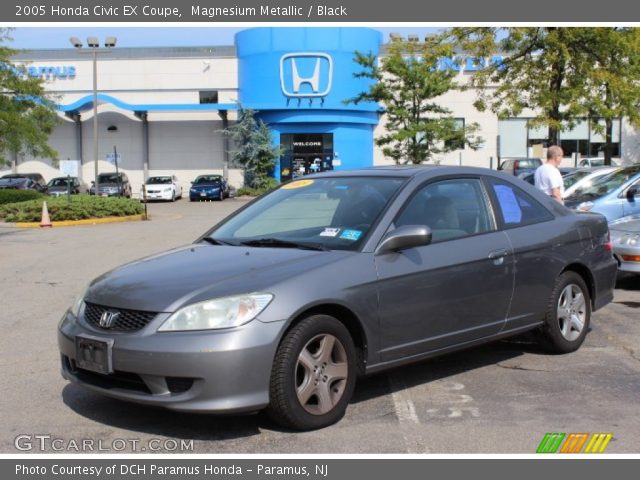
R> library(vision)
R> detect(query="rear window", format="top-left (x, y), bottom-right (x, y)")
top-left (488, 179), bottom-right (554, 227)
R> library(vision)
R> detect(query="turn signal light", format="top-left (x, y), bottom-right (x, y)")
top-left (621, 255), bottom-right (640, 262)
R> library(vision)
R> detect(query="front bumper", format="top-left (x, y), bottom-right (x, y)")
top-left (141, 190), bottom-right (173, 201)
top-left (613, 246), bottom-right (640, 273)
top-left (58, 309), bottom-right (284, 413)
top-left (190, 188), bottom-right (221, 200)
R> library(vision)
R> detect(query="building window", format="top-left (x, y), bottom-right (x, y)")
top-left (444, 118), bottom-right (465, 150)
top-left (199, 90), bottom-right (219, 104)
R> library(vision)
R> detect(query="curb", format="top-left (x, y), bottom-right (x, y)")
top-left (13, 214), bottom-right (146, 228)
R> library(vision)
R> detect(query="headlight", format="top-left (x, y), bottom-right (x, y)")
top-left (163, 187), bottom-right (172, 192)
top-left (158, 293), bottom-right (273, 332)
top-left (69, 284), bottom-right (89, 318)
top-left (577, 201), bottom-right (594, 212)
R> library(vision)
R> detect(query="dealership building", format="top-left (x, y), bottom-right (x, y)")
top-left (7, 27), bottom-right (640, 193)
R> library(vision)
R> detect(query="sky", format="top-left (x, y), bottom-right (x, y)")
top-left (7, 27), bottom-right (440, 49)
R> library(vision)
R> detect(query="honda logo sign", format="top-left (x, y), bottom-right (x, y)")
top-left (280, 52), bottom-right (333, 98)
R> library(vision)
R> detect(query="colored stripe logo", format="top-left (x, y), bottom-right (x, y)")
top-left (537, 433), bottom-right (613, 453)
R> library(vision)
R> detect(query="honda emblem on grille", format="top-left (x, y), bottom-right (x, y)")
top-left (99, 310), bottom-right (120, 329)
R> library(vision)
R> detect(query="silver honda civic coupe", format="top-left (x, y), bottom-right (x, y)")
top-left (58, 166), bottom-right (617, 430)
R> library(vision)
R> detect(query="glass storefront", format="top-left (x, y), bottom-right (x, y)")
top-left (279, 133), bottom-right (334, 181)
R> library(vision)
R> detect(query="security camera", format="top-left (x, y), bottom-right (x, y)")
top-left (87, 37), bottom-right (99, 48)
top-left (69, 37), bottom-right (83, 48)
top-left (104, 36), bottom-right (117, 48)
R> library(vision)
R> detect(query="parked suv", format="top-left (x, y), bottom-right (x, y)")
top-left (498, 158), bottom-right (542, 178)
top-left (89, 172), bottom-right (132, 198)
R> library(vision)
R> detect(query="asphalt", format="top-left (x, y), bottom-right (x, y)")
top-left (0, 198), bottom-right (639, 454)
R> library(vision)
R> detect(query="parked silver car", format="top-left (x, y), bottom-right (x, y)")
top-left (58, 167), bottom-right (617, 430)
top-left (610, 215), bottom-right (640, 273)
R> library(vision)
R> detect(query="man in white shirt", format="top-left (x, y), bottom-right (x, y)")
top-left (534, 145), bottom-right (564, 203)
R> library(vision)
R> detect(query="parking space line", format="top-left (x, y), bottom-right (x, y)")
top-left (387, 374), bottom-right (430, 454)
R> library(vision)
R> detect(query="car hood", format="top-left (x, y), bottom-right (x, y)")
top-left (191, 183), bottom-right (222, 188)
top-left (610, 218), bottom-right (640, 234)
top-left (48, 186), bottom-right (70, 192)
top-left (85, 244), bottom-right (352, 313)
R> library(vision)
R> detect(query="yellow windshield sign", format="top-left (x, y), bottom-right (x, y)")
top-left (282, 179), bottom-right (315, 190)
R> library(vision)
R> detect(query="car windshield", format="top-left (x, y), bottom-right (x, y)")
top-left (195, 176), bottom-right (222, 184)
top-left (563, 171), bottom-right (591, 189)
top-left (147, 176), bottom-right (172, 184)
top-left (98, 174), bottom-right (122, 183)
top-left (572, 166), bottom-right (640, 198)
top-left (208, 176), bottom-right (405, 251)
top-left (48, 178), bottom-right (71, 187)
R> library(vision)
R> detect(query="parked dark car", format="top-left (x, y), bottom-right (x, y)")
top-left (1, 173), bottom-right (47, 192)
top-left (58, 167), bottom-right (617, 430)
top-left (189, 174), bottom-right (230, 201)
top-left (498, 157), bottom-right (543, 178)
top-left (47, 176), bottom-right (88, 196)
top-left (89, 172), bottom-right (132, 198)
top-left (0, 176), bottom-right (40, 191)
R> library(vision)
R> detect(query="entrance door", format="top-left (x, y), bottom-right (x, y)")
top-left (280, 133), bottom-right (333, 181)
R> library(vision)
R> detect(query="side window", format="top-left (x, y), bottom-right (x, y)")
top-left (395, 178), bottom-right (495, 243)
top-left (488, 178), bottom-right (554, 227)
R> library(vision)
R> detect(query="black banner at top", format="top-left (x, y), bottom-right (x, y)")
top-left (3, 0), bottom-right (640, 22)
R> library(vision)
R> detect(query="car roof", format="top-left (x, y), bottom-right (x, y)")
top-left (303, 165), bottom-right (534, 181)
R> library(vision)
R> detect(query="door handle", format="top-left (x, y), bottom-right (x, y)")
top-left (488, 249), bottom-right (509, 265)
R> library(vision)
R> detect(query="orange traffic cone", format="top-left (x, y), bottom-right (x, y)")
top-left (40, 201), bottom-right (52, 228)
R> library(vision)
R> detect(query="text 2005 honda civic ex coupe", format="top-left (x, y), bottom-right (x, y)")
top-left (58, 167), bottom-right (617, 430)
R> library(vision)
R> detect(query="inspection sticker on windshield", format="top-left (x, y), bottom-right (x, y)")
top-left (282, 179), bottom-right (314, 189)
top-left (320, 227), bottom-right (341, 237)
top-left (340, 229), bottom-right (362, 241)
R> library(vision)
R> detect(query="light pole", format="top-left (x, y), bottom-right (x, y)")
top-left (69, 36), bottom-right (117, 195)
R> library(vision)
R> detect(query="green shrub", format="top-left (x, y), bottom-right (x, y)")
top-left (0, 195), bottom-right (144, 222)
top-left (236, 179), bottom-right (279, 197)
top-left (0, 189), bottom-right (43, 206)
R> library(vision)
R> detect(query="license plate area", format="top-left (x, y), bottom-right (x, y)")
top-left (75, 335), bottom-right (114, 374)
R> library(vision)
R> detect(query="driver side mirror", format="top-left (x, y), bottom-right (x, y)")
top-left (375, 225), bottom-right (432, 255)
top-left (627, 186), bottom-right (639, 201)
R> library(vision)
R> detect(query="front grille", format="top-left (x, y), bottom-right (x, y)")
top-left (84, 302), bottom-right (158, 332)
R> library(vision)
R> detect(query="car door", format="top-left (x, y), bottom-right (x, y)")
top-left (375, 177), bottom-right (514, 362)
top-left (484, 177), bottom-right (561, 330)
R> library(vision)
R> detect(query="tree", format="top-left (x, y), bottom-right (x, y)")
top-left (0, 28), bottom-right (59, 166)
top-left (346, 38), bottom-right (482, 164)
top-left (573, 28), bottom-right (640, 165)
top-left (224, 107), bottom-right (281, 189)
top-left (445, 28), bottom-right (593, 146)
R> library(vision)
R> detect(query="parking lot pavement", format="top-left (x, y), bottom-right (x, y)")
top-left (1, 197), bottom-right (639, 454)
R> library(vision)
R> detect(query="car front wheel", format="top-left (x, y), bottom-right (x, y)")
top-left (540, 271), bottom-right (591, 353)
top-left (267, 315), bottom-right (357, 430)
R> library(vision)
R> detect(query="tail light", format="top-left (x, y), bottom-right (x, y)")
top-left (604, 230), bottom-right (613, 252)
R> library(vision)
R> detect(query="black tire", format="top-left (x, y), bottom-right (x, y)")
top-left (219, 190), bottom-right (224, 201)
top-left (539, 271), bottom-right (591, 354)
top-left (171, 191), bottom-right (176, 202)
top-left (267, 315), bottom-right (357, 430)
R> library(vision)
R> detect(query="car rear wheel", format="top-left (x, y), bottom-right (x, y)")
top-left (267, 315), bottom-right (356, 430)
top-left (540, 271), bottom-right (591, 353)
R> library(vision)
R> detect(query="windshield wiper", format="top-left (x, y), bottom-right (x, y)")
top-left (201, 237), bottom-right (239, 246)
top-left (239, 238), bottom-right (329, 251)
